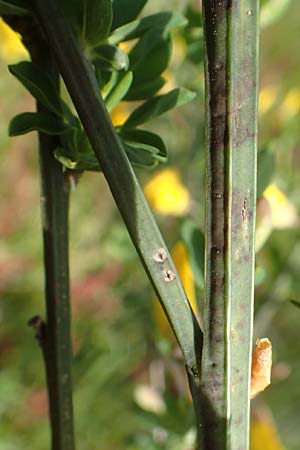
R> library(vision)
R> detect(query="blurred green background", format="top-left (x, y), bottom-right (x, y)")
top-left (1, 1), bottom-right (300, 449)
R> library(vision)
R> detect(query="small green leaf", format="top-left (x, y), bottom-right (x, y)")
top-left (9, 112), bottom-right (71, 136)
top-left (257, 148), bottom-right (275, 198)
top-left (62, 0), bottom-right (112, 47)
top-left (122, 143), bottom-right (159, 168)
top-left (181, 220), bottom-right (205, 289)
top-left (111, 0), bottom-right (147, 30)
top-left (92, 44), bottom-right (129, 71)
top-left (119, 128), bottom-right (167, 168)
top-left (108, 12), bottom-right (188, 45)
top-left (129, 31), bottom-right (171, 85)
top-left (54, 146), bottom-right (101, 171)
top-left (124, 76), bottom-right (165, 101)
top-left (105, 71), bottom-right (133, 111)
top-left (124, 88), bottom-right (196, 128)
top-left (0, 0), bottom-right (29, 14)
top-left (119, 128), bottom-right (167, 160)
top-left (8, 61), bottom-right (62, 116)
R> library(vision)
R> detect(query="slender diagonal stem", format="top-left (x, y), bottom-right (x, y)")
top-left (32, 0), bottom-right (203, 377)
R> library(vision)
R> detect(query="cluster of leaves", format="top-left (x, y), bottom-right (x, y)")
top-left (2, 0), bottom-right (196, 170)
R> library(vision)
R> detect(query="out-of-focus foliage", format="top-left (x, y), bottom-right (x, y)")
top-left (1, 0), bottom-right (300, 449)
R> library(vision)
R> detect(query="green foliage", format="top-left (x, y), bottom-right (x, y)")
top-left (0, 0), bottom-right (29, 14)
top-left (7, 4), bottom-right (194, 171)
top-left (108, 12), bottom-right (187, 45)
top-left (111, 0), bottom-right (147, 30)
top-left (104, 70), bottom-right (133, 111)
top-left (8, 62), bottom-right (63, 116)
top-left (92, 44), bottom-right (129, 71)
top-left (123, 88), bottom-right (196, 128)
top-left (62, 0), bottom-right (112, 47)
top-left (8, 112), bottom-right (71, 136)
top-left (124, 76), bottom-right (165, 101)
top-left (119, 128), bottom-right (167, 168)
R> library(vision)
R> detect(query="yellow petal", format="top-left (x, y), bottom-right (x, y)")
top-left (0, 18), bottom-right (28, 62)
top-left (154, 241), bottom-right (197, 340)
top-left (258, 86), bottom-right (277, 116)
top-left (110, 102), bottom-right (129, 126)
top-left (263, 184), bottom-right (298, 229)
top-left (251, 409), bottom-right (285, 450)
top-left (144, 168), bottom-right (190, 216)
top-left (159, 69), bottom-right (176, 94)
top-left (250, 338), bottom-right (272, 399)
top-left (278, 88), bottom-right (300, 121)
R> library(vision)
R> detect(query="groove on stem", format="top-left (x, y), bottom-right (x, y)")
top-left (198, 1), bottom-right (259, 449)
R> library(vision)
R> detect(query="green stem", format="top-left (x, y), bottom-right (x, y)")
top-left (37, 106), bottom-right (75, 450)
top-left (3, 14), bottom-right (75, 450)
top-left (198, 1), bottom-right (259, 449)
top-left (26, 26), bottom-right (75, 450)
top-left (31, 0), bottom-right (202, 377)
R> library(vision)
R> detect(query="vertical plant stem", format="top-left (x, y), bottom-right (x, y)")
top-left (198, 1), bottom-right (259, 449)
top-left (32, 0), bottom-right (203, 377)
top-left (28, 31), bottom-right (75, 450)
top-left (3, 15), bottom-right (75, 449)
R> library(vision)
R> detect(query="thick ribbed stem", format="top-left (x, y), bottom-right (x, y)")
top-left (197, 1), bottom-right (259, 449)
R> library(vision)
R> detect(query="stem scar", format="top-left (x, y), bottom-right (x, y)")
top-left (162, 269), bottom-right (176, 282)
top-left (241, 199), bottom-right (248, 221)
top-left (153, 248), bottom-right (167, 263)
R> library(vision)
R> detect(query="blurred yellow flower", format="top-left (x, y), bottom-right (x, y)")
top-left (159, 69), bottom-right (176, 94)
top-left (263, 183), bottom-right (298, 229)
top-left (172, 33), bottom-right (187, 66)
top-left (251, 409), bottom-right (285, 450)
top-left (0, 18), bottom-right (28, 62)
top-left (110, 102), bottom-right (129, 126)
top-left (278, 88), bottom-right (300, 121)
top-left (258, 86), bottom-right (277, 115)
top-left (144, 168), bottom-right (190, 216)
top-left (154, 240), bottom-right (197, 340)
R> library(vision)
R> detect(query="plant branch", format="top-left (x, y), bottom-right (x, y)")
top-left (31, 0), bottom-right (203, 377)
top-left (5, 16), bottom-right (76, 450)
top-left (36, 58), bottom-right (75, 450)
top-left (198, 1), bottom-right (259, 449)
